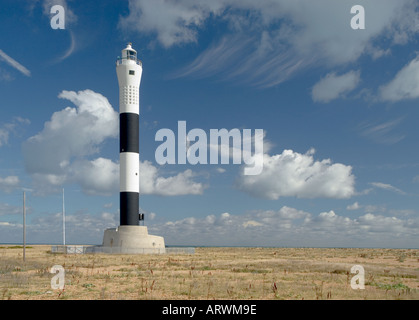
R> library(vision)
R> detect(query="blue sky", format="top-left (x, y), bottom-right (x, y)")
top-left (0, 0), bottom-right (418, 247)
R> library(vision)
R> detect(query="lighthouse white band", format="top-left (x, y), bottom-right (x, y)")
top-left (120, 152), bottom-right (139, 193)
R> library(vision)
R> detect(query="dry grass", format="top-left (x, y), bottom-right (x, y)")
top-left (0, 245), bottom-right (417, 300)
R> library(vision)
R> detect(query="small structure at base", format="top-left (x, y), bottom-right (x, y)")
top-left (100, 225), bottom-right (166, 254)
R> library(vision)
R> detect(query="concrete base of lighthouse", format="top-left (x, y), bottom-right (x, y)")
top-left (100, 226), bottom-right (165, 254)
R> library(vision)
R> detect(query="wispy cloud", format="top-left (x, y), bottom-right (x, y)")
top-left (0, 117), bottom-right (30, 147)
top-left (358, 117), bottom-right (405, 145)
top-left (55, 30), bottom-right (76, 63)
top-left (0, 50), bottom-right (31, 77)
top-left (173, 33), bottom-right (313, 88)
top-left (121, 0), bottom-right (419, 88)
top-left (370, 182), bottom-right (406, 195)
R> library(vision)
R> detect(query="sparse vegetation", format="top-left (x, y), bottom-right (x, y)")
top-left (0, 245), bottom-right (417, 300)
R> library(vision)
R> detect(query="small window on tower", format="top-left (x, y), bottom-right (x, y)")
top-left (129, 70), bottom-right (135, 75)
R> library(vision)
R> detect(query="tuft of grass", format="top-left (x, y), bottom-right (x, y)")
top-left (372, 282), bottom-right (410, 291)
top-left (232, 268), bottom-right (270, 274)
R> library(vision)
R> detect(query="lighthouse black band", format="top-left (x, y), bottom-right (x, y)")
top-left (120, 113), bottom-right (139, 153)
top-left (120, 192), bottom-right (139, 226)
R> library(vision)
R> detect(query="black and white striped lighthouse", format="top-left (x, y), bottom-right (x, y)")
top-left (99, 43), bottom-right (165, 253)
top-left (116, 43), bottom-right (142, 226)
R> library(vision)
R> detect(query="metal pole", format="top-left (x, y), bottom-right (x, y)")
top-left (23, 191), bottom-right (26, 262)
top-left (62, 188), bottom-right (65, 246)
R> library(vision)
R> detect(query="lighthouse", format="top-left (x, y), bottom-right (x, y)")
top-left (117, 43), bottom-right (141, 226)
top-left (100, 43), bottom-right (165, 253)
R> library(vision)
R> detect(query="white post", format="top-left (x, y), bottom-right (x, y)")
top-left (23, 191), bottom-right (26, 262)
top-left (62, 188), bottom-right (65, 246)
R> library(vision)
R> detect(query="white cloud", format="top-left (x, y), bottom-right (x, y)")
top-left (358, 118), bottom-right (405, 145)
top-left (155, 206), bottom-right (419, 247)
top-left (347, 202), bottom-right (361, 210)
top-left (74, 158), bottom-right (206, 197)
top-left (0, 49), bottom-right (31, 77)
top-left (55, 30), bottom-right (76, 63)
top-left (121, 0), bottom-right (419, 87)
top-left (23, 89), bottom-right (118, 177)
top-left (357, 213), bottom-right (407, 234)
top-left (242, 220), bottom-right (262, 228)
top-left (119, 0), bottom-right (222, 48)
top-left (379, 55), bottom-right (419, 102)
top-left (140, 160), bottom-right (205, 196)
top-left (70, 158), bottom-right (119, 196)
top-left (237, 149), bottom-right (355, 200)
top-left (0, 202), bottom-right (22, 216)
top-left (23, 89), bottom-right (204, 196)
top-left (2, 202), bottom-right (416, 247)
top-left (370, 182), bottom-right (406, 195)
top-left (0, 176), bottom-right (20, 193)
top-left (0, 126), bottom-right (9, 147)
top-left (0, 117), bottom-right (30, 147)
top-left (312, 70), bottom-right (361, 103)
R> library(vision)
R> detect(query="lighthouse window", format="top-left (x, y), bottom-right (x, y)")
top-left (129, 70), bottom-right (135, 75)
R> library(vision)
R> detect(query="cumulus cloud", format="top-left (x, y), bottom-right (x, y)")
top-left (0, 202), bottom-right (22, 216)
top-left (312, 70), bottom-right (361, 103)
top-left (347, 202), bottom-right (361, 210)
top-left (155, 206), bottom-right (419, 247)
top-left (5, 209), bottom-right (119, 244)
top-left (379, 55), bottom-right (419, 102)
top-left (140, 160), bottom-right (205, 196)
top-left (23, 89), bottom-right (118, 178)
top-left (357, 213), bottom-right (407, 234)
top-left (70, 158), bottom-right (119, 196)
top-left (2, 202), bottom-right (416, 246)
top-left (71, 158), bottom-right (205, 196)
top-left (120, 0), bottom-right (419, 87)
top-left (237, 149), bottom-right (355, 200)
top-left (22, 89), bottom-right (204, 196)
top-left (0, 176), bottom-right (20, 193)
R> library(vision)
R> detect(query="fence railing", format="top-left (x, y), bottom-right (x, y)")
top-left (116, 55), bottom-right (142, 66)
top-left (51, 245), bottom-right (195, 255)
